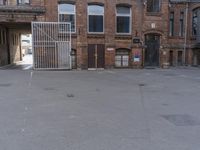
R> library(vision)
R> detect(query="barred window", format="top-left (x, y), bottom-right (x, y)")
top-left (115, 49), bottom-right (130, 67)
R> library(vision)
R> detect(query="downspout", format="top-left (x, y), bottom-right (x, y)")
top-left (183, 2), bottom-right (188, 65)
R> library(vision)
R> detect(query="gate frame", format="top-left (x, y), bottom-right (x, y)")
top-left (31, 22), bottom-right (72, 70)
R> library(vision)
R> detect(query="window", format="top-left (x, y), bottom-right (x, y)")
top-left (0, 0), bottom-right (6, 5)
top-left (88, 5), bottom-right (104, 33)
top-left (147, 0), bottom-right (160, 12)
top-left (192, 8), bottom-right (200, 36)
top-left (115, 49), bottom-right (130, 67)
top-left (58, 3), bottom-right (76, 32)
top-left (17, 0), bottom-right (30, 5)
top-left (179, 11), bottom-right (184, 37)
top-left (169, 12), bottom-right (174, 36)
top-left (116, 6), bottom-right (131, 34)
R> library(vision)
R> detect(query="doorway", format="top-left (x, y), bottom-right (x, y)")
top-left (144, 34), bottom-right (160, 67)
top-left (177, 51), bottom-right (183, 66)
top-left (21, 34), bottom-right (33, 65)
top-left (169, 50), bottom-right (173, 66)
top-left (88, 44), bottom-right (105, 69)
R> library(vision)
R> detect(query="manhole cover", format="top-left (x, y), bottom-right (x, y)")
top-left (162, 114), bottom-right (200, 126)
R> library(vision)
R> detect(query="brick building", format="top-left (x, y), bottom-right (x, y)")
top-left (0, 0), bottom-right (200, 69)
top-left (53, 0), bottom-right (170, 69)
top-left (169, 0), bottom-right (200, 66)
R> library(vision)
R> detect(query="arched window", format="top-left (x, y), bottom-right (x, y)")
top-left (116, 6), bottom-right (131, 34)
top-left (147, 0), bottom-right (160, 13)
top-left (88, 5), bottom-right (104, 33)
top-left (115, 49), bottom-right (130, 67)
top-left (58, 3), bottom-right (76, 32)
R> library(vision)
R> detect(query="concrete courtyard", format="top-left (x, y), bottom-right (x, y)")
top-left (0, 68), bottom-right (200, 150)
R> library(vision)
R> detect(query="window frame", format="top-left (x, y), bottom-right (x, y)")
top-left (17, 0), bottom-right (30, 5)
top-left (146, 0), bottom-right (161, 13)
top-left (0, 0), bottom-right (6, 5)
top-left (115, 49), bottom-right (130, 68)
top-left (169, 11), bottom-right (174, 37)
top-left (179, 11), bottom-right (184, 37)
top-left (58, 3), bottom-right (76, 33)
top-left (116, 6), bottom-right (132, 35)
top-left (192, 8), bottom-right (200, 36)
top-left (87, 4), bottom-right (104, 34)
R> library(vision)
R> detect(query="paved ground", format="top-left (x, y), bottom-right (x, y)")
top-left (0, 68), bottom-right (200, 150)
top-left (0, 54), bottom-right (33, 70)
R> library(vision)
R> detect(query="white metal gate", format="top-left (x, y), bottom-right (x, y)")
top-left (32, 22), bottom-right (71, 70)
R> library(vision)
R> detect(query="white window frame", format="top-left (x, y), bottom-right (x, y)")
top-left (116, 6), bottom-right (132, 35)
top-left (87, 5), bottom-right (104, 34)
top-left (58, 3), bottom-right (76, 33)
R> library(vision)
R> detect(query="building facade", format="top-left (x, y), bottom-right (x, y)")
top-left (169, 0), bottom-right (200, 66)
top-left (45, 0), bottom-right (170, 69)
top-left (0, 0), bottom-right (200, 69)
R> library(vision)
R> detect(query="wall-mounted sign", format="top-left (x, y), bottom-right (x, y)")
top-left (151, 23), bottom-right (156, 29)
top-left (107, 48), bottom-right (114, 51)
top-left (133, 38), bottom-right (140, 44)
top-left (133, 50), bottom-right (140, 62)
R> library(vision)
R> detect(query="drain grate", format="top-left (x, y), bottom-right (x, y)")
top-left (162, 114), bottom-right (200, 126)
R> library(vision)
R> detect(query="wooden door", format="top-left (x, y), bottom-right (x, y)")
top-left (145, 34), bottom-right (160, 67)
top-left (88, 44), bottom-right (96, 68)
top-left (97, 44), bottom-right (105, 68)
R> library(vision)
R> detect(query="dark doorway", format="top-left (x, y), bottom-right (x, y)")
top-left (177, 51), bottom-right (183, 66)
top-left (71, 49), bottom-right (77, 69)
top-left (88, 44), bottom-right (105, 69)
top-left (169, 50), bottom-right (173, 66)
top-left (145, 34), bottom-right (160, 67)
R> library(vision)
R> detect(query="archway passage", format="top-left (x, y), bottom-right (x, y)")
top-left (0, 22), bottom-right (33, 70)
top-left (144, 34), bottom-right (160, 67)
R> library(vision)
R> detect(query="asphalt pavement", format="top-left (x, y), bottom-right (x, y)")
top-left (0, 68), bottom-right (200, 150)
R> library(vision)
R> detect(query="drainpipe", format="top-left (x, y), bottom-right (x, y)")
top-left (183, 2), bottom-right (188, 65)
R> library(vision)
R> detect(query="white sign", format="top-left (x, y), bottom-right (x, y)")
top-left (151, 23), bottom-right (156, 29)
top-left (107, 48), bottom-right (114, 51)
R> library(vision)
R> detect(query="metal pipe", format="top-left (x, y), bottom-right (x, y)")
top-left (183, 2), bottom-right (188, 65)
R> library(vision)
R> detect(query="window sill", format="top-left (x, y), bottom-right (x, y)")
top-left (71, 33), bottom-right (77, 38)
top-left (115, 35), bottom-right (132, 40)
top-left (146, 12), bottom-right (162, 16)
top-left (168, 36), bottom-right (185, 39)
top-left (87, 34), bottom-right (105, 38)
